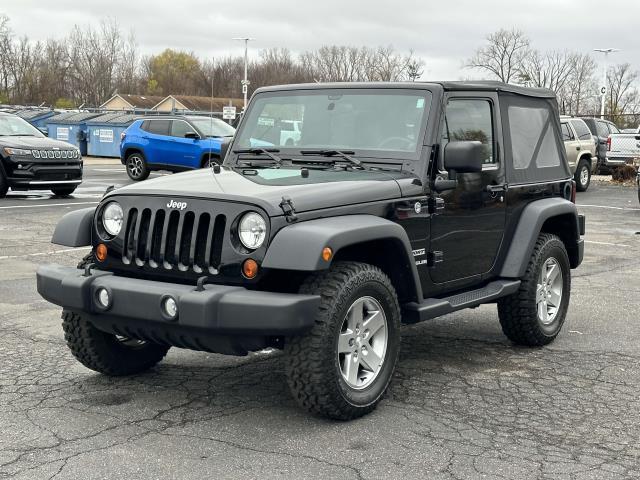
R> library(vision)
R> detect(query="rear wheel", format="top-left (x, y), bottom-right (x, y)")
top-left (285, 262), bottom-right (401, 420)
top-left (498, 233), bottom-right (571, 346)
top-left (62, 310), bottom-right (169, 376)
top-left (574, 159), bottom-right (591, 192)
top-left (126, 152), bottom-right (150, 181)
top-left (51, 186), bottom-right (77, 197)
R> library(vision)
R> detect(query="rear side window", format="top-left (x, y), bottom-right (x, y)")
top-left (443, 99), bottom-right (495, 164)
top-left (145, 120), bottom-right (171, 136)
top-left (607, 123), bottom-right (620, 134)
top-left (508, 105), bottom-right (561, 170)
top-left (595, 121), bottom-right (609, 138)
top-left (561, 123), bottom-right (574, 141)
top-left (570, 120), bottom-right (592, 141)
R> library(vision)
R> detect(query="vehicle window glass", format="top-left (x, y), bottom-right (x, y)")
top-left (145, 120), bottom-right (170, 136)
top-left (0, 115), bottom-right (44, 137)
top-left (508, 105), bottom-right (561, 169)
top-left (140, 120), bottom-right (149, 132)
top-left (607, 123), bottom-right (620, 134)
top-left (569, 120), bottom-right (592, 140)
top-left (171, 120), bottom-right (197, 138)
top-left (595, 121), bottom-right (609, 138)
top-left (188, 117), bottom-right (236, 137)
top-left (561, 123), bottom-right (574, 141)
top-left (443, 99), bottom-right (495, 164)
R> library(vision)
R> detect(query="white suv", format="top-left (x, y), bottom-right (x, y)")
top-left (560, 117), bottom-right (597, 191)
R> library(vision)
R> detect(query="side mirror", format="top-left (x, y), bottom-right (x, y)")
top-left (434, 141), bottom-right (484, 192)
top-left (184, 132), bottom-right (200, 140)
top-left (219, 137), bottom-right (232, 162)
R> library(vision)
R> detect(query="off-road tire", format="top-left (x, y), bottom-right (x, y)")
top-left (51, 186), bottom-right (77, 197)
top-left (498, 233), bottom-right (571, 346)
top-left (285, 261), bottom-right (401, 421)
top-left (0, 170), bottom-right (8, 198)
top-left (62, 310), bottom-right (170, 376)
top-left (574, 159), bottom-right (591, 192)
top-left (125, 152), bottom-right (150, 181)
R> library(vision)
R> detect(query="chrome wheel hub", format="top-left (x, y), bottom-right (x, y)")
top-left (536, 257), bottom-right (563, 325)
top-left (338, 296), bottom-right (388, 389)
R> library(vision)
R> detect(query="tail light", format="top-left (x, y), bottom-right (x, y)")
top-left (120, 132), bottom-right (126, 141)
top-left (606, 136), bottom-right (611, 151)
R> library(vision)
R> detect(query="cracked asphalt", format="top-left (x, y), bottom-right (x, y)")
top-left (1, 166), bottom-right (639, 479)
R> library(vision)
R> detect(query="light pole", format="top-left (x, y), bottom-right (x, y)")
top-left (594, 48), bottom-right (620, 119)
top-left (233, 37), bottom-right (254, 111)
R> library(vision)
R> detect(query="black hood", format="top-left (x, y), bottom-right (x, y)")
top-left (0, 135), bottom-right (78, 150)
top-left (107, 166), bottom-right (410, 216)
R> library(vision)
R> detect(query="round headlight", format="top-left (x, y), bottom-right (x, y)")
top-left (102, 202), bottom-right (124, 237)
top-left (238, 212), bottom-right (267, 250)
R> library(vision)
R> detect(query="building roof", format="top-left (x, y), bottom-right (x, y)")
top-left (155, 95), bottom-right (244, 112)
top-left (101, 94), bottom-right (165, 110)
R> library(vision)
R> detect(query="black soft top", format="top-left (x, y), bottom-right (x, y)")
top-left (254, 81), bottom-right (556, 99)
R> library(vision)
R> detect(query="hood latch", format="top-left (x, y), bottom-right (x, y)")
top-left (279, 196), bottom-right (298, 223)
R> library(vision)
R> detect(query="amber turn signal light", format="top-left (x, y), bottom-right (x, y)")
top-left (242, 259), bottom-right (259, 279)
top-left (321, 247), bottom-right (333, 262)
top-left (95, 243), bottom-right (107, 262)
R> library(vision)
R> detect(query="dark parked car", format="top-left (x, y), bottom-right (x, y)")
top-left (0, 112), bottom-right (82, 198)
top-left (120, 116), bottom-right (235, 181)
top-left (581, 117), bottom-right (622, 172)
top-left (37, 81), bottom-right (584, 420)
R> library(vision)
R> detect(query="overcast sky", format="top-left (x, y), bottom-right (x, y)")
top-left (2, 0), bottom-right (638, 82)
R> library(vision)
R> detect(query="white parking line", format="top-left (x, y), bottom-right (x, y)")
top-left (579, 204), bottom-right (640, 211)
top-left (0, 246), bottom-right (91, 261)
top-left (0, 201), bottom-right (98, 210)
top-left (585, 240), bottom-right (631, 248)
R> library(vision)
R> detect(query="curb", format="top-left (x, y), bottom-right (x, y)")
top-left (83, 156), bottom-right (121, 165)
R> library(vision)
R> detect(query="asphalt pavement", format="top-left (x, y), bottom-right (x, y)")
top-left (1, 165), bottom-right (639, 480)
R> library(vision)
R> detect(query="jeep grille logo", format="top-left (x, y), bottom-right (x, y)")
top-left (167, 200), bottom-right (188, 210)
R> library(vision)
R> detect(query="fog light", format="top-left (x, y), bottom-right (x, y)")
top-left (162, 296), bottom-right (178, 319)
top-left (96, 288), bottom-right (110, 308)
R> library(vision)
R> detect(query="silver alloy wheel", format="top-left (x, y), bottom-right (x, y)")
top-left (580, 166), bottom-right (589, 186)
top-left (536, 257), bottom-right (563, 325)
top-left (128, 155), bottom-right (143, 178)
top-left (338, 296), bottom-right (388, 390)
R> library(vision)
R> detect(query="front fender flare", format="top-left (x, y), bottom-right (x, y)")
top-left (51, 207), bottom-right (95, 247)
top-left (262, 215), bottom-right (423, 299)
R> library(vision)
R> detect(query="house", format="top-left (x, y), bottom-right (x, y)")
top-left (152, 95), bottom-right (244, 113)
top-left (100, 94), bottom-right (165, 111)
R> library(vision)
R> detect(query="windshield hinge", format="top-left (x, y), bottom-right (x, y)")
top-left (279, 196), bottom-right (298, 223)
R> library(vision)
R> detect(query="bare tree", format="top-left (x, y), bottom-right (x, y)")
top-left (562, 53), bottom-right (597, 115)
top-left (607, 63), bottom-right (639, 125)
top-left (466, 28), bottom-right (530, 83)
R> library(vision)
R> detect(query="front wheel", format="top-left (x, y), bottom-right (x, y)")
top-left (575, 159), bottom-right (591, 192)
top-left (62, 310), bottom-right (170, 376)
top-left (126, 152), bottom-right (150, 181)
top-left (498, 233), bottom-right (571, 346)
top-left (51, 186), bottom-right (77, 197)
top-left (285, 262), bottom-right (401, 420)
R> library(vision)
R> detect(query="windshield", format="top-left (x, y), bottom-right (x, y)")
top-left (234, 89), bottom-right (431, 158)
top-left (189, 117), bottom-right (236, 137)
top-left (0, 115), bottom-right (44, 137)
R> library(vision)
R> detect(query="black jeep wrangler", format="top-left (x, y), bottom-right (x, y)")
top-left (37, 81), bottom-right (584, 420)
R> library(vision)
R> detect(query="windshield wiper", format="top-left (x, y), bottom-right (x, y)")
top-left (233, 148), bottom-right (283, 166)
top-left (300, 149), bottom-right (366, 169)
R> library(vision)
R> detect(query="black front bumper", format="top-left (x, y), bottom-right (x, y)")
top-left (5, 159), bottom-right (82, 189)
top-left (37, 265), bottom-right (320, 347)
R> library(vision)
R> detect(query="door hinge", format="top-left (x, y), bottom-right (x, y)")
top-left (428, 197), bottom-right (445, 214)
top-left (428, 251), bottom-right (444, 266)
top-left (279, 195), bottom-right (298, 223)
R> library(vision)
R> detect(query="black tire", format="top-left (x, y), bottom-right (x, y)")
top-left (125, 152), bottom-right (150, 181)
top-left (498, 233), bottom-right (571, 346)
top-left (201, 155), bottom-right (220, 168)
top-left (285, 261), bottom-right (401, 420)
top-left (0, 170), bottom-right (8, 198)
top-left (574, 159), bottom-right (591, 192)
top-left (51, 186), bottom-right (77, 197)
top-left (62, 310), bottom-right (170, 376)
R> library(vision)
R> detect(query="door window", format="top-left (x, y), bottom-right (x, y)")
top-left (145, 120), bottom-right (171, 136)
top-left (171, 120), bottom-right (198, 138)
top-left (561, 123), bottom-right (574, 141)
top-left (443, 99), bottom-right (495, 165)
top-left (570, 120), bottom-right (592, 140)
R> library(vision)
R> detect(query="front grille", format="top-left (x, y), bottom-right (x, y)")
top-left (122, 207), bottom-right (226, 274)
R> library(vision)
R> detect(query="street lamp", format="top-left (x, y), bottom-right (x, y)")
top-left (594, 48), bottom-right (620, 119)
top-left (233, 37), bottom-right (255, 111)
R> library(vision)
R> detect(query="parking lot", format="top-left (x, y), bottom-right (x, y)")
top-left (1, 162), bottom-right (639, 480)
